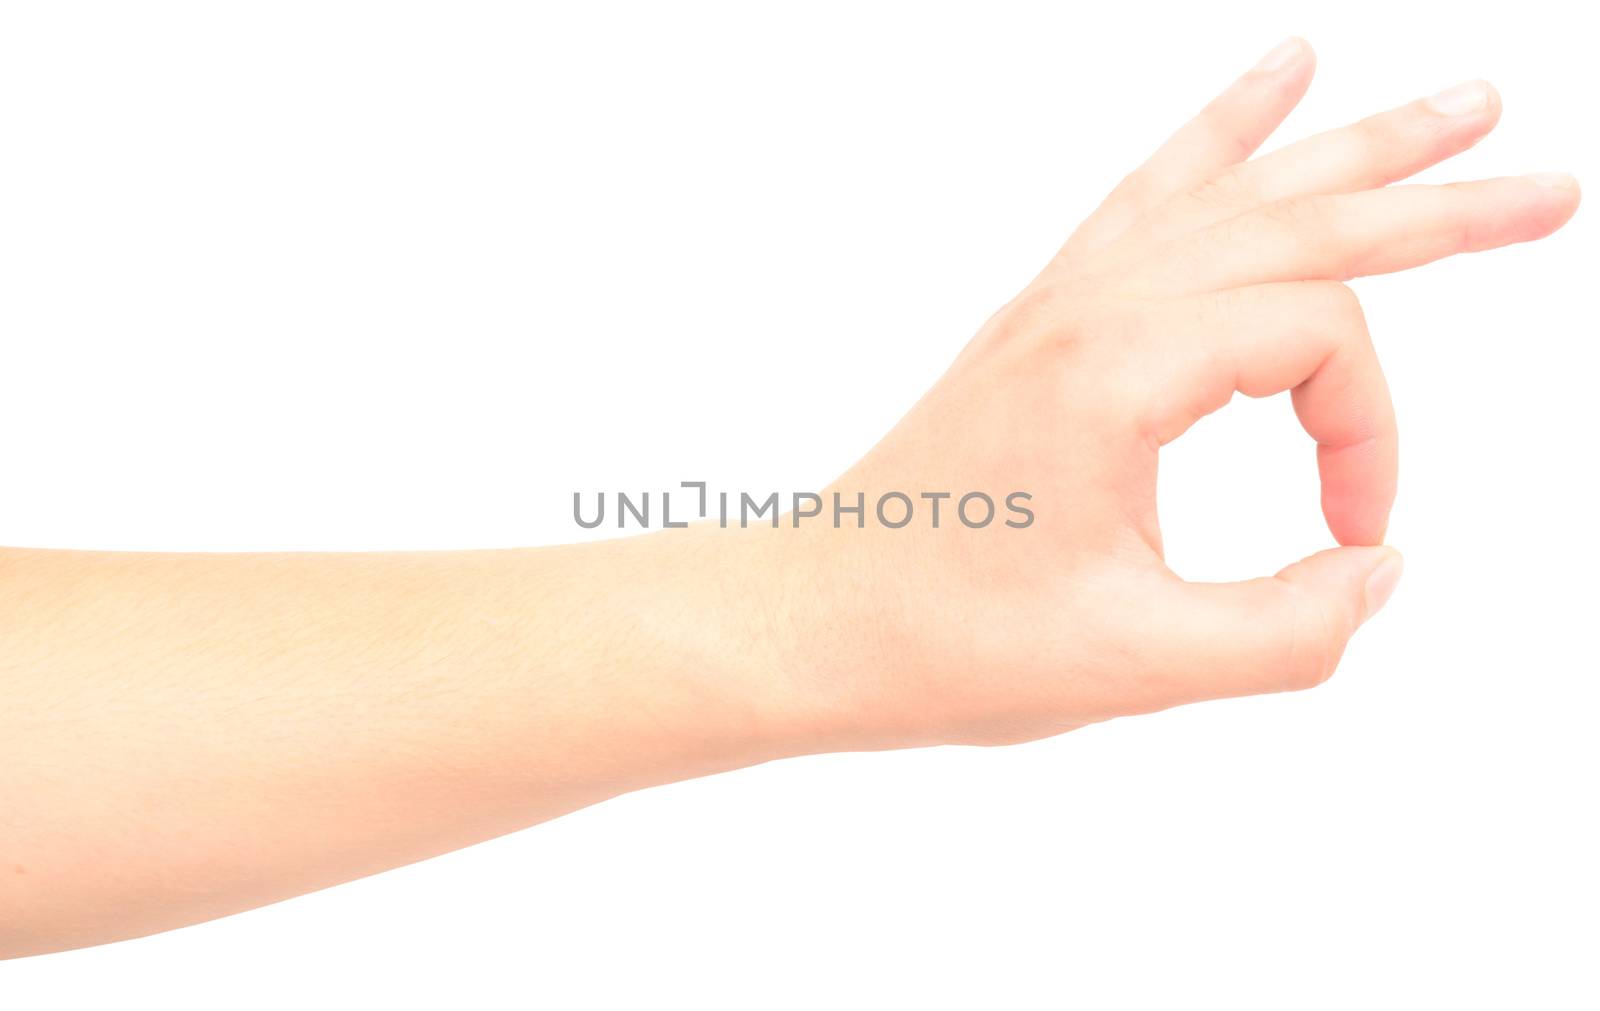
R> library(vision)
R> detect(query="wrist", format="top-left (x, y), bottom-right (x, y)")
top-left (722, 519), bottom-right (921, 757)
top-left (603, 523), bottom-right (858, 771)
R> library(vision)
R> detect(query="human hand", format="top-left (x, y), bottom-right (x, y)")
top-left (762, 39), bottom-right (1579, 749)
top-left (1, 40), bottom-right (1580, 958)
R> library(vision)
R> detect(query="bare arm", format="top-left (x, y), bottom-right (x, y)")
top-left (1, 39), bottom-right (1579, 958)
top-left (0, 532), bottom-right (819, 957)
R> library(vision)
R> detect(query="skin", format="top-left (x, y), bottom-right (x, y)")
top-left (0, 39), bottom-right (1580, 958)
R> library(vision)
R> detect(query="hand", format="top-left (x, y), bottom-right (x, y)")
top-left (0, 38), bottom-right (1579, 958)
top-left (765, 38), bottom-right (1579, 748)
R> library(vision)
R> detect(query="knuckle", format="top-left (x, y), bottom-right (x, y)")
top-left (1263, 195), bottom-right (1326, 231)
top-left (1306, 281), bottom-right (1369, 334)
top-left (1350, 111), bottom-right (1401, 159)
top-left (1260, 197), bottom-right (1365, 278)
top-left (1185, 169), bottom-right (1250, 213)
top-left (1112, 168), bottom-right (1157, 206)
top-left (985, 283), bottom-right (1096, 355)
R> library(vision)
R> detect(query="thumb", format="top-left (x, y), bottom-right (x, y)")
top-left (1165, 545), bottom-right (1403, 698)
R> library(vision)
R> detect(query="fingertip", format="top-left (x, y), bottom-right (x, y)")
top-left (1433, 174), bottom-right (1583, 254)
top-left (1317, 441), bottom-right (1399, 549)
top-left (1328, 510), bottom-right (1391, 549)
top-left (1362, 549), bottom-right (1404, 622)
top-left (1299, 38), bottom-right (1319, 88)
top-left (1250, 36), bottom-right (1311, 76)
top-left (1282, 543), bottom-right (1401, 631)
top-left (1484, 80), bottom-right (1504, 124)
top-left (1525, 171), bottom-right (1580, 192)
top-left (1477, 80), bottom-right (1504, 135)
top-left (1244, 37), bottom-right (1316, 106)
top-left (1274, 543), bottom-right (1399, 678)
top-left (1280, 543), bottom-right (1392, 588)
top-left (1417, 80), bottom-right (1501, 156)
top-left (1521, 172), bottom-right (1582, 236)
top-left (1423, 78), bottom-right (1499, 120)
top-left (1323, 479), bottom-right (1394, 547)
top-left (1287, 35), bottom-right (1317, 78)
top-left (1527, 171), bottom-right (1581, 200)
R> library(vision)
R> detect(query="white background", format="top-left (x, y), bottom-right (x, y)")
top-left (2, 1), bottom-right (1596, 1007)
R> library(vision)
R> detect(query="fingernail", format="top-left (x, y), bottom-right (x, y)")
top-left (1525, 172), bottom-right (1579, 190)
top-left (1253, 37), bottom-right (1304, 74)
top-left (1425, 80), bottom-right (1492, 116)
top-left (1363, 553), bottom-right (1404, 622)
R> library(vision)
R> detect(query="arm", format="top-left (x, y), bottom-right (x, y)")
top-left (1, 39), bottom-right (1579, 957)
top-left (0, 532), bottom-right (821, 957)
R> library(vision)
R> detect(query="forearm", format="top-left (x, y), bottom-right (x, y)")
top-left (0, 530), bottom-right (819, 957)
